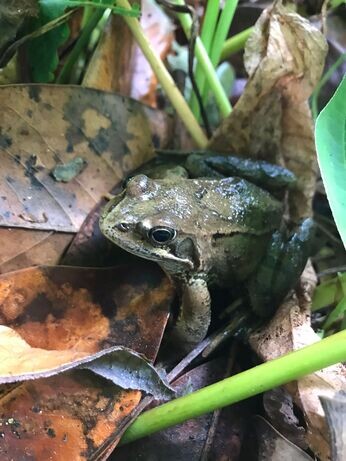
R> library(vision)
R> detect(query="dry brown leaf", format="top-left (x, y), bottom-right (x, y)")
top-left (0, 85), bottom-right (154, 232)
top-left (82, 13), bottom-right (135, 93)
top-left (0, 84), bottom-right (174, 273)
top-left (209, 0), bottom-right (328, 220)
top-left (0, 374), bottom-right (141, 461)
top-left (249, 262), bottom-right (346, 461)
top-left (0, 263), bottom-right (173, 459)
top-left (0, 228), bottom-right (73, 274)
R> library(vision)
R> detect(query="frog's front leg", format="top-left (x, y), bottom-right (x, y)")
top-left (173, 276), bottom-right (211, 350)
top-left (247, 218), bottom-right (314, 317)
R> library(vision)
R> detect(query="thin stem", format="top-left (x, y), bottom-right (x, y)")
top-left (120, 330), bottom-right (346, 444)
top-left (56, 8), bottom-right (105, 83)
top-left (311, 51), bottom-right (346, 120)
top-left (189, 0), bottom-right (220, 118)
top-left (116, 0), bottom-right (208, 147)
top-left (200, 0), bottom-right (238, 108)
top-left (220, 26), bottom-right (253, 60)
top-left (173, 0), bottom-right (232, 117)
top-left (210, 0), bottom-right (238, 68)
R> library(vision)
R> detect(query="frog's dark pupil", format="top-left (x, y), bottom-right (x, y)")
top-left (149, 227), bottom-right (176, 244)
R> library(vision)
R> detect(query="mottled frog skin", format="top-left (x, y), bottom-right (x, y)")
top-left (100, 154), bottom-right (313, 350)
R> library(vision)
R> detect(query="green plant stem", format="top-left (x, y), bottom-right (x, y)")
top-left (220, 26), bottom-right (253, 60)
top-left (200, 0), bottom-right (238, 111)
top-left (56, 8), bottom-right (104, 83)
top-left (116, 0), bottom-right (207, 147)
top-left (173, 0), bottom-right (231, 118)
top-left (120, 330), bottom-right (346, 444)
top-left (210, 0), bottom-right (238, 67)
top-left (189, 0), bottom-right (220, 118)
top-left (311, 51), bottom-right (346, 120)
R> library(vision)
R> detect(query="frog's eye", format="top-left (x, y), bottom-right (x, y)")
top-left (148, 226), bottom-right (176, 245)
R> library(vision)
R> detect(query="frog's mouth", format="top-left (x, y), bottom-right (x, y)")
top-left (104, 231), bottom-right (194, 271)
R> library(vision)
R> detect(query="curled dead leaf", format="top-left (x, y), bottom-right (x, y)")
top-left (209, 0), bottom-right (328, 220)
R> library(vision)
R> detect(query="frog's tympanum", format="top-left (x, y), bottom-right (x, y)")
top-left (100, 154), bottom-right (313, 350)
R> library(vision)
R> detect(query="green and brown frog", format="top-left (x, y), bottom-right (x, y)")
top-left (100, 152), bottom-right (313, 350)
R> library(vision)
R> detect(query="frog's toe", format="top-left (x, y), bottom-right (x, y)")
top-left (271, 217), bottom-right (315, 305)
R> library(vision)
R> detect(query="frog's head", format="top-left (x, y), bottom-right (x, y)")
top-left (99, 175), bottom-right (199, 273)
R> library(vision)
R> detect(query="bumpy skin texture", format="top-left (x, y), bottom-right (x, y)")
top-left (100, 155), bottom-right (313, 350)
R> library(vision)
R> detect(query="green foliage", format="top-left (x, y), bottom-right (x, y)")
top-left (313, 273), bottom-right (346, 331)
top-left (312, 273), bottom-right (346, 310)
top-left (26, 1), bottom-right (69, 82)
top-left (315, 75), bottom-right (346, 249)
top-left (330, 0), bottom-right (346, 7)
top-left (25, 0), bottom-right (140, 83)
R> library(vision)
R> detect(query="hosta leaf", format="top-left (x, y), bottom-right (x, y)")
top-left (315, 75), bottom-right (346, 248)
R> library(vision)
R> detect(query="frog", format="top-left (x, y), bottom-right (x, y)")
top-left (99, 153), bottom-right (313, 350)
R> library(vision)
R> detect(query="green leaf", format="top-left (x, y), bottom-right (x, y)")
top-left (315, 75), bottom-right (346, 249)
top-left (26, 1), bottom-right (70, 82)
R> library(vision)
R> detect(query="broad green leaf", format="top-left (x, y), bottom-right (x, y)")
top-left (26, 2), bottom-right (70, 82)
top-left (315, 75), bottom-right (346, 248)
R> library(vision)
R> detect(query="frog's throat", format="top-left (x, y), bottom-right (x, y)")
top-left (109, 237), bottom-right (194, 270)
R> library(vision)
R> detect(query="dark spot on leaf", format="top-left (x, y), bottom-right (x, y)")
top-left (27, 109), bottom-right (33, 118)
top-left (31, 406), bottom-right (41, 413)
top-left (16, 293), bottom-right (63, 323)
top-left (20, 128), bottom-right (29, 136)
top-left (43, 103), bottom-right (52, 111)
top-left (89, 128), bottom-right (109, 154)
top-left (46, 428), bottom-right (56, 438)
top-left (0, 131), bottom-right (12, 148)
top-left (66, 141), bottom-right (74, 153)
top-left (14, 154), bottom-right (21, 164)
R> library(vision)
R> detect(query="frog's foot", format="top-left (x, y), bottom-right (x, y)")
top-left (172, 277), bottom-right (211, 351)
top-left (247, 218), bottom-right (314, 317)
top-left (185, 152), bottom-right (296, 192)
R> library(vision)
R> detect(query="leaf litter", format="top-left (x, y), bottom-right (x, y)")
top-left (0, 0), bottom-right (345, 460)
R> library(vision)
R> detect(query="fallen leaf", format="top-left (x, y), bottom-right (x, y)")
top-left (209, 0), bottom-right (328, 221)
top-left (113, 358), bottom-right (248, 461)
top-left (320, 391), bottom-right (346, 461)
top-left (0, 84), bottom-right (154, 232)
top-left (0, 263), bottom-right (174, 459)
top-left (254, 415), bottom-right (314, 461)
top-left (0, 373), bottom-right (141, 461)
top-left (82, 13), bottom-right (135, 93)
top-left (249, 262), bottom-right (346, 461)
top-left (0, 228), bottom-right (73, 274)
top-left (263, 387), bottom-right (307, 450)
top-left (0, 326), bottom-right (173, 399)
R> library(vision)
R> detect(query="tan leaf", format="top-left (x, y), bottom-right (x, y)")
top-left (82, 13), bottom-right (135, 93)
top-left (0, 85), bottom-right (154, 232)
top-left (209, 1), bottom-right (328, 220)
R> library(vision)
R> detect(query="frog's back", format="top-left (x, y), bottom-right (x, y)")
top-left (190, 177), bottom-right (282, 235)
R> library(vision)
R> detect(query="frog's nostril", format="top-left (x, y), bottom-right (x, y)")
top-left (116, 222), bottom-right (131, 232)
